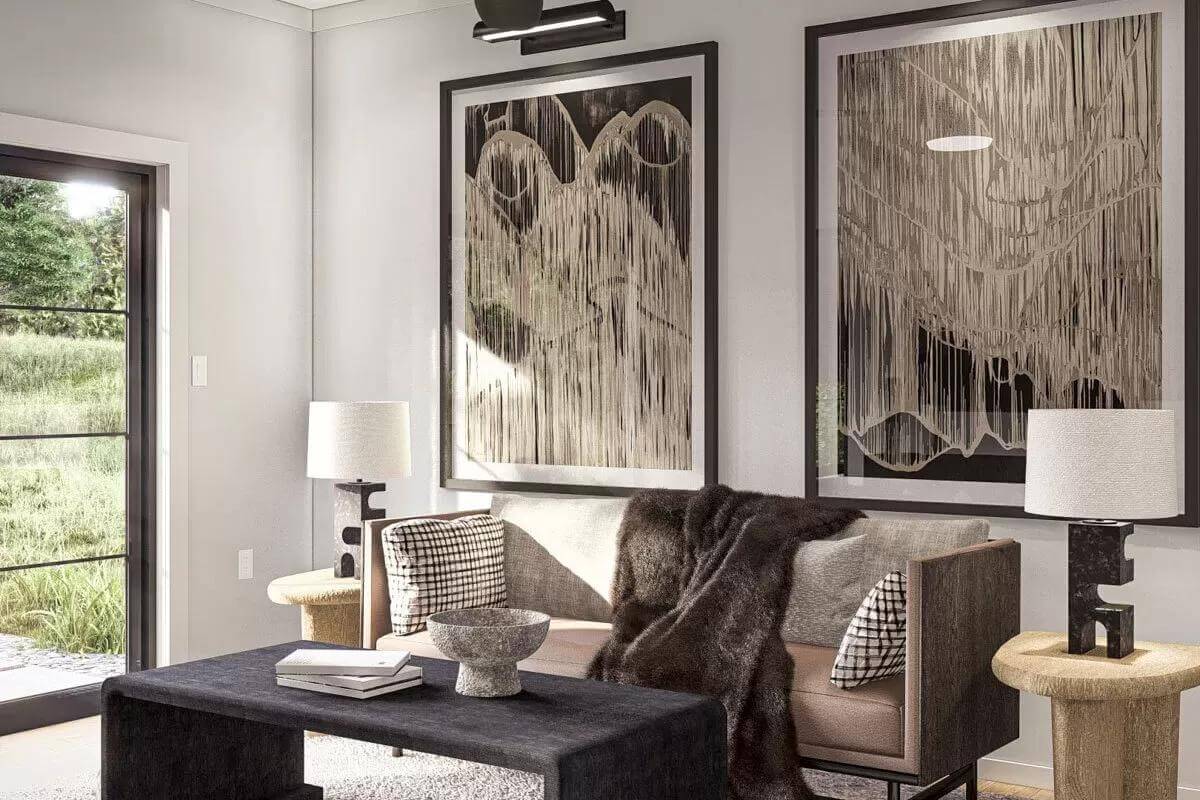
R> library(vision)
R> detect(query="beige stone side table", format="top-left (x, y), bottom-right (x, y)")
top-left (993, 631), bottom-right (1200, 800)
top-left (268, 568), bottom-right (361, 647)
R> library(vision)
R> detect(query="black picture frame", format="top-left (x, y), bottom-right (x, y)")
top-left (439, 42), bottom-right (718, 496)
top-left (803, 0), bottom-right (1198, 526)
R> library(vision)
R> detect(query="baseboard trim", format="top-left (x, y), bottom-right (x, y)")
top-left (979, 758), bottom-right (1052, 790)
top-left (980, 757), bottom-right (1200, 799)
top-left (0, 685), bottom-right (100, 736)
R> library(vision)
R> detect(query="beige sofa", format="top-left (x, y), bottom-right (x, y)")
top-left (361, 495), bottom-right (1020, 797)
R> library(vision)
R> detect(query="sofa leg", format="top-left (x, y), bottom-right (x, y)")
top-left (801, 761), bottom-right (977, 800)
top-left (391, 747), bottom-right (404, 757)
top-left (964, 763), bottom-right (978, 800)
top-left (909, 762), bottom-right (976, 800)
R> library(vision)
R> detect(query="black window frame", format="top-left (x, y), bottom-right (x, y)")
top-left (0, 143), bottom-right (156, 735)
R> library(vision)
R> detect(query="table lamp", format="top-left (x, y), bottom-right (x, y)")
top-left (1024, 409), bottom-right (1177, 659)
top-left (307, 401), bottom-right (412, 579)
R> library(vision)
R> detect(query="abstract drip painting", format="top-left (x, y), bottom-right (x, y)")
top-left (806, 0), bottom-right (1195, 521)
top-left (442, 45), bottom-right (716, 493)
top-left (842, 13), bottom-right (1161, 482)
top-left (464, 78), bottom-right (693, 469)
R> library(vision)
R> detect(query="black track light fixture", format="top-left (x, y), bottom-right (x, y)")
top-left (474, 0), bottom-right (543, 30)
top-left (473, 0), bottom-right (626, 55)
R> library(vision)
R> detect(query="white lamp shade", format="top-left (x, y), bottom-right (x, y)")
top-left (307, 401), bottom-right (412, 480)
top-left (1023, 409), bottom-right (1177, 519)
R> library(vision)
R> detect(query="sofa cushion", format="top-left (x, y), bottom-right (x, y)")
top-left (491, 494), bottom-right (628, 622)
top-left (377, 618), bottom-right (612, 679)
top-left (380, 623), bottom-right (905, 757)
top-left (788, 641), bottom-right (905, 758)
top-left (783, 516), bottom-right (988, 647)
top-left (781, 533), bottom-right (871, 647)
top-left (856, 517), bottom-right (989, 579)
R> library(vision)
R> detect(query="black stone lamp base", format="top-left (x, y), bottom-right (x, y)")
top-left (333, 480), bottom-right (386, 579)
top-left (1068, 521), bottom-right (1135, 659)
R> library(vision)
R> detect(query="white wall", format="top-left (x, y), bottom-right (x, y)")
top-left (0, 0), bottom-right (314, 659)
top-left (313, 0), bottom-right (1200, 794)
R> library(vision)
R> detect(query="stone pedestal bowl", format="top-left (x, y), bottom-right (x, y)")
top-left (427, 608), bottom-right (551, 697)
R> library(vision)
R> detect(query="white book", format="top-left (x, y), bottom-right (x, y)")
top-left (275, 649), bottom-right (411, 677)
top-left (294, 665), bottom-right (423, 691)
top-left (276, 674), bottom-right (423, 699)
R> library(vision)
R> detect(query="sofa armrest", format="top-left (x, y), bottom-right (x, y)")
top-left (361, 509), bottom-right (489, 648)
top-left (907, 539), bottom-right (1021, 783)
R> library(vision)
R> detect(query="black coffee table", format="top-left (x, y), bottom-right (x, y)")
top-left (101, 640), bottom-right (727, 800)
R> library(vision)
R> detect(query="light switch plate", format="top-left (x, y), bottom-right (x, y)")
top-left (238, 549), bottom-right (253, 580)
top-left (191, 355), bottom-right (208, 387)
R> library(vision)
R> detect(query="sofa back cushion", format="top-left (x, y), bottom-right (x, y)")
top-left (781, 517), bottom-right (988, 647)
top-left (782, 534), bottom-right (873, 648)
top-left (491, 494), bottom-right (628, 622)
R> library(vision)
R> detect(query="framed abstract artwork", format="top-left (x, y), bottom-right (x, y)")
top-left (440, 43), bottom-right (718, 495)
top-left (805, 0), bottom-right (1197, 523)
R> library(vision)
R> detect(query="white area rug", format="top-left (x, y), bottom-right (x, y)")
top-left (1, 733), bottom-right (1010, 799)
top-left (2, 736), bottom-right (539, 800)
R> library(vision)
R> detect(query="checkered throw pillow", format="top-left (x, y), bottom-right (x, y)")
top-left (829, 571), bottom-right (907, 689)
top-left (381, 514), bottom-right (507, 635)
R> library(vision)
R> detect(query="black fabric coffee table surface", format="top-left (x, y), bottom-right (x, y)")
top-left (103, 640), bottom-right (724, 776)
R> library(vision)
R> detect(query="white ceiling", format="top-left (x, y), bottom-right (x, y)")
top-left (193, 0), bottom-right (473, 31)
top-left (276, 0), bottom-right (361, 9)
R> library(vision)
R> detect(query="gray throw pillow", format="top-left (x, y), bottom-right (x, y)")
top-left (782, 516), bottom-right (987, 647)
top-left (781, 533), bottom-right (871, 647)
top-left (856, 518), bottom-right (990, 580)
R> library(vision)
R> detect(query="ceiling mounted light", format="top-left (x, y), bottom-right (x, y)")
top-left (474, 0), bottom-right (543, 30)
top-left (473, 1), bottom-right (626, 55)
top-left (926, 135), bottom-right (994, 153)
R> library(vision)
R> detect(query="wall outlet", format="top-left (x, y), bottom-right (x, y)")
top-left (191, 355), bottom-right (208, 387)
top-left (238, 549), bottom-right (253, 580)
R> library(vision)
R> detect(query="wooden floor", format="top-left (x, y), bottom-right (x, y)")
top-left (0, 716), bottom-right (101, 795)
top-left (0, 717), bottom-right (1053, 798)
top-left (979, 781), bottom-right (1054, 799)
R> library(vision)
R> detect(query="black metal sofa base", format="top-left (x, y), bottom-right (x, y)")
top-left (805, 758), bottom-right (979, 800)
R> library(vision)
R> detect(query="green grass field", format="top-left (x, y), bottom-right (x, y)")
top-left (0, 331), bottom-right (126, 655)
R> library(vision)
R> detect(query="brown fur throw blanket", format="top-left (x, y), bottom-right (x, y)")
top-left (588, 485), bottom-right (863, 800)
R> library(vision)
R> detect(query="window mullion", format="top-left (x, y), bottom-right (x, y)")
top-left (0, 304), bottom-right (128, 316)
top-left (0, 432), bottom-right (128, 442)
top-left (0, 553), bottom-right (127, 574)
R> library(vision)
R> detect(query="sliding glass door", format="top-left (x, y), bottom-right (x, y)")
top-left (0, 145), bottom-right (154, 734)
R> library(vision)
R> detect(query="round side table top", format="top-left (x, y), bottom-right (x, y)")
top-left (993, 631), bottom-right (1200, 701)
top-left (267, 568), bottom-right (361, 607)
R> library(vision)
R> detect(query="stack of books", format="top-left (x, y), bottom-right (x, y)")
top-left (275, 649), bottom-right (422, 699)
